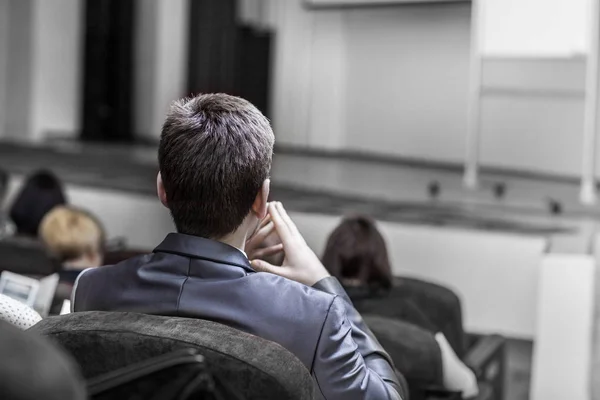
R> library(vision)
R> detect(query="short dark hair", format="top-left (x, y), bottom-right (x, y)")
top-left (9, 170), bottom-right (67, 237)
top-left (322, 215), bottom-right (393, 289)
top-left (158, 94), bottom-right (274, 238)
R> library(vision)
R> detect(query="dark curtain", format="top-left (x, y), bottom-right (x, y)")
top-left (81, 0), bottom-right (135, 142)
top-left (187, 0), bottom-right (272, 117)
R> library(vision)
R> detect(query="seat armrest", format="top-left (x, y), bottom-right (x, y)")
top-left (463, 335), bottom-right (505, 379)
top-left (423, 385), bottom-right (462, 399)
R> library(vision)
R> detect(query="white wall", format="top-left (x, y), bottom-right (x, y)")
top-left (271, 1), bottom-right (600, 179)
top-left (0, 0), bottom-right (596, 180)
top-left (480, 90), bottom-right (586, 176)
top-left (343, 5), bottom-right (470, 160)
top-left (1, 0), bottom-right (82, 141)
top-left (30, 0), bottom-right (83, 140)
top-left (272, 2), bottom-right (471, 160)
top-left (530, 254), bottom-right (596, 400)
top-left (134, 0), bottom-right (189, 140)
top-left (482, 0), bottom-right (591, 58)
top-left (479, 58), bottom-right (588, 176)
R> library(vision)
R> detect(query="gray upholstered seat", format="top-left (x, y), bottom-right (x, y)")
top-left (30, 312), bottom-right (314, 400)
top-left (0, 235), bottom-right (59, 276)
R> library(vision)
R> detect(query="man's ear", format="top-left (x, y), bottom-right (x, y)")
top-left (251, 179), bottom-right (270, 219)
top-left (157, 172), bottom-right (168, 208)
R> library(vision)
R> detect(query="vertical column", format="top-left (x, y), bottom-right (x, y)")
top-left (463, 0), bottom-right (484, 189)
top-left (269, 0), bottom-right (314, 147)
top-left (4, 0), bottom-right (35, 140)
top-left (135, 0), bottom-right (189, 141)
top-left (531, 255), bottom-right (595, 400)
top-left (31, 0), bottom-right (83, 141)
top-left (581, 0), bottom-right (600, 205)
top-left (308, 10), bottom-right (346, 150)
top-left (3, 0), bottom-right (82, 142)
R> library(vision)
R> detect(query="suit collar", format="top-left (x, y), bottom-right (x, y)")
top-left (154, 233), bottom-right (254, 272)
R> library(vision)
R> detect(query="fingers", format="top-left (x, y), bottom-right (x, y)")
top-left (257, 213), bottom-right (272, 230)
top-left (246, 221), bottom-right (276, 249)
top-left (248, 213), bottom-right (272, 241)
top-left (249, 244), bottom-right (283, 260)
top-left (251, 259), bottom-right (281, 275)
top-left (267, 202), bottom-right (294, 245)
top-left (275, 202), bottom-right (302, 238)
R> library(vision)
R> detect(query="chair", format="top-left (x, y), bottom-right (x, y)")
top-left (88, 348), bottom-right (243, 400)
top-left (29, 311), bottom-right (315, 400)
top-left (0, 235), bottom-right (60, 276)
top-left (364, 315), bottom-right (504, 400)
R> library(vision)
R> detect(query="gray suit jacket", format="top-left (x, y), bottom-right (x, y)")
top-left (73, 233), bottom-right (405, 400)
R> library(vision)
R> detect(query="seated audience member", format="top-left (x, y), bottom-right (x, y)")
top-left (72, 94), bottom-right (405, 400)
top-left (0, 293), bottom-right (42, 330)
top-left (9, 170), bottom-right (66, 237)
top-left (39, 206), bottom-right (105, 285)
top-left (322, 215), bottom-right (478, 398)
top-left (0, 320), bottom-right (86, 400)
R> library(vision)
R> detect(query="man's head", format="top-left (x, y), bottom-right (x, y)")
top-left (158, 94), bottom-right (274, 240)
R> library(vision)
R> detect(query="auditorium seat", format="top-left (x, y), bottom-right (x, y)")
top-left (364, 315), bottom-right (505, 400)
top-left (30, 311), bottom-right (315, 400)
top-left (88, 348), bottom-right (245, 400)
top-left (0, 235), bottom-right (60, 276)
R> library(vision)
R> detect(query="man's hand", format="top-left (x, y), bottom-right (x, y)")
top-left (250, 202), bottom-right (330, 286)
top-left (246, 212), bottom-right (285, 265)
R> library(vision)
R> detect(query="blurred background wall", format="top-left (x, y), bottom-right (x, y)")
top-left (0, 0), bottom-right (595, 178)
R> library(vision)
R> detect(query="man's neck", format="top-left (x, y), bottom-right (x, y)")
top-left (217, 230), bottom-right (248, 254)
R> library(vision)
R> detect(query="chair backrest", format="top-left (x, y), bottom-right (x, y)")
top-left (363, 314), bottom-right (445, 400)
top-left (30, 312), bottom-right (315, 400)
top-left (0, 236), bottom-right (59, 276)
top-left (89, 348), bottom-right (243, 400)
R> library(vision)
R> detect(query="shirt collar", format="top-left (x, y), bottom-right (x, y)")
top-left (153, 233), bottom-right (254, 272)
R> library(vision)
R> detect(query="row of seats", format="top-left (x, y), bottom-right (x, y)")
top-left (0, 233), bottom-right (506, 400)
top-left (0, 201), bottom-right (507, 398)
top-left (0, 307), bottom-right (506, 400)
top-left (0, 93), bottom-right (508, 399)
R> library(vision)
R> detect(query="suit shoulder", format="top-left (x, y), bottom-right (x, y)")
top-left (81, 253), bottom-right (151, 279)
top-left (250, 271), bottom-right (337, 300)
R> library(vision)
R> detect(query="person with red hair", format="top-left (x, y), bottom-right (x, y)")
top-left (323, 215), bottom-right (478, 398)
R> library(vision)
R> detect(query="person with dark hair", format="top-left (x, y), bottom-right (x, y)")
top-left (323, 215), bottom-right (479, 398)
top-left (72, 94), bottom-right (405, 400)
top-left (9, 170), bottom-right (66, 237)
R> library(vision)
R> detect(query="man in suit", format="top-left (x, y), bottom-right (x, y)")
top-left (73, 94), bottom-right (404, 400)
